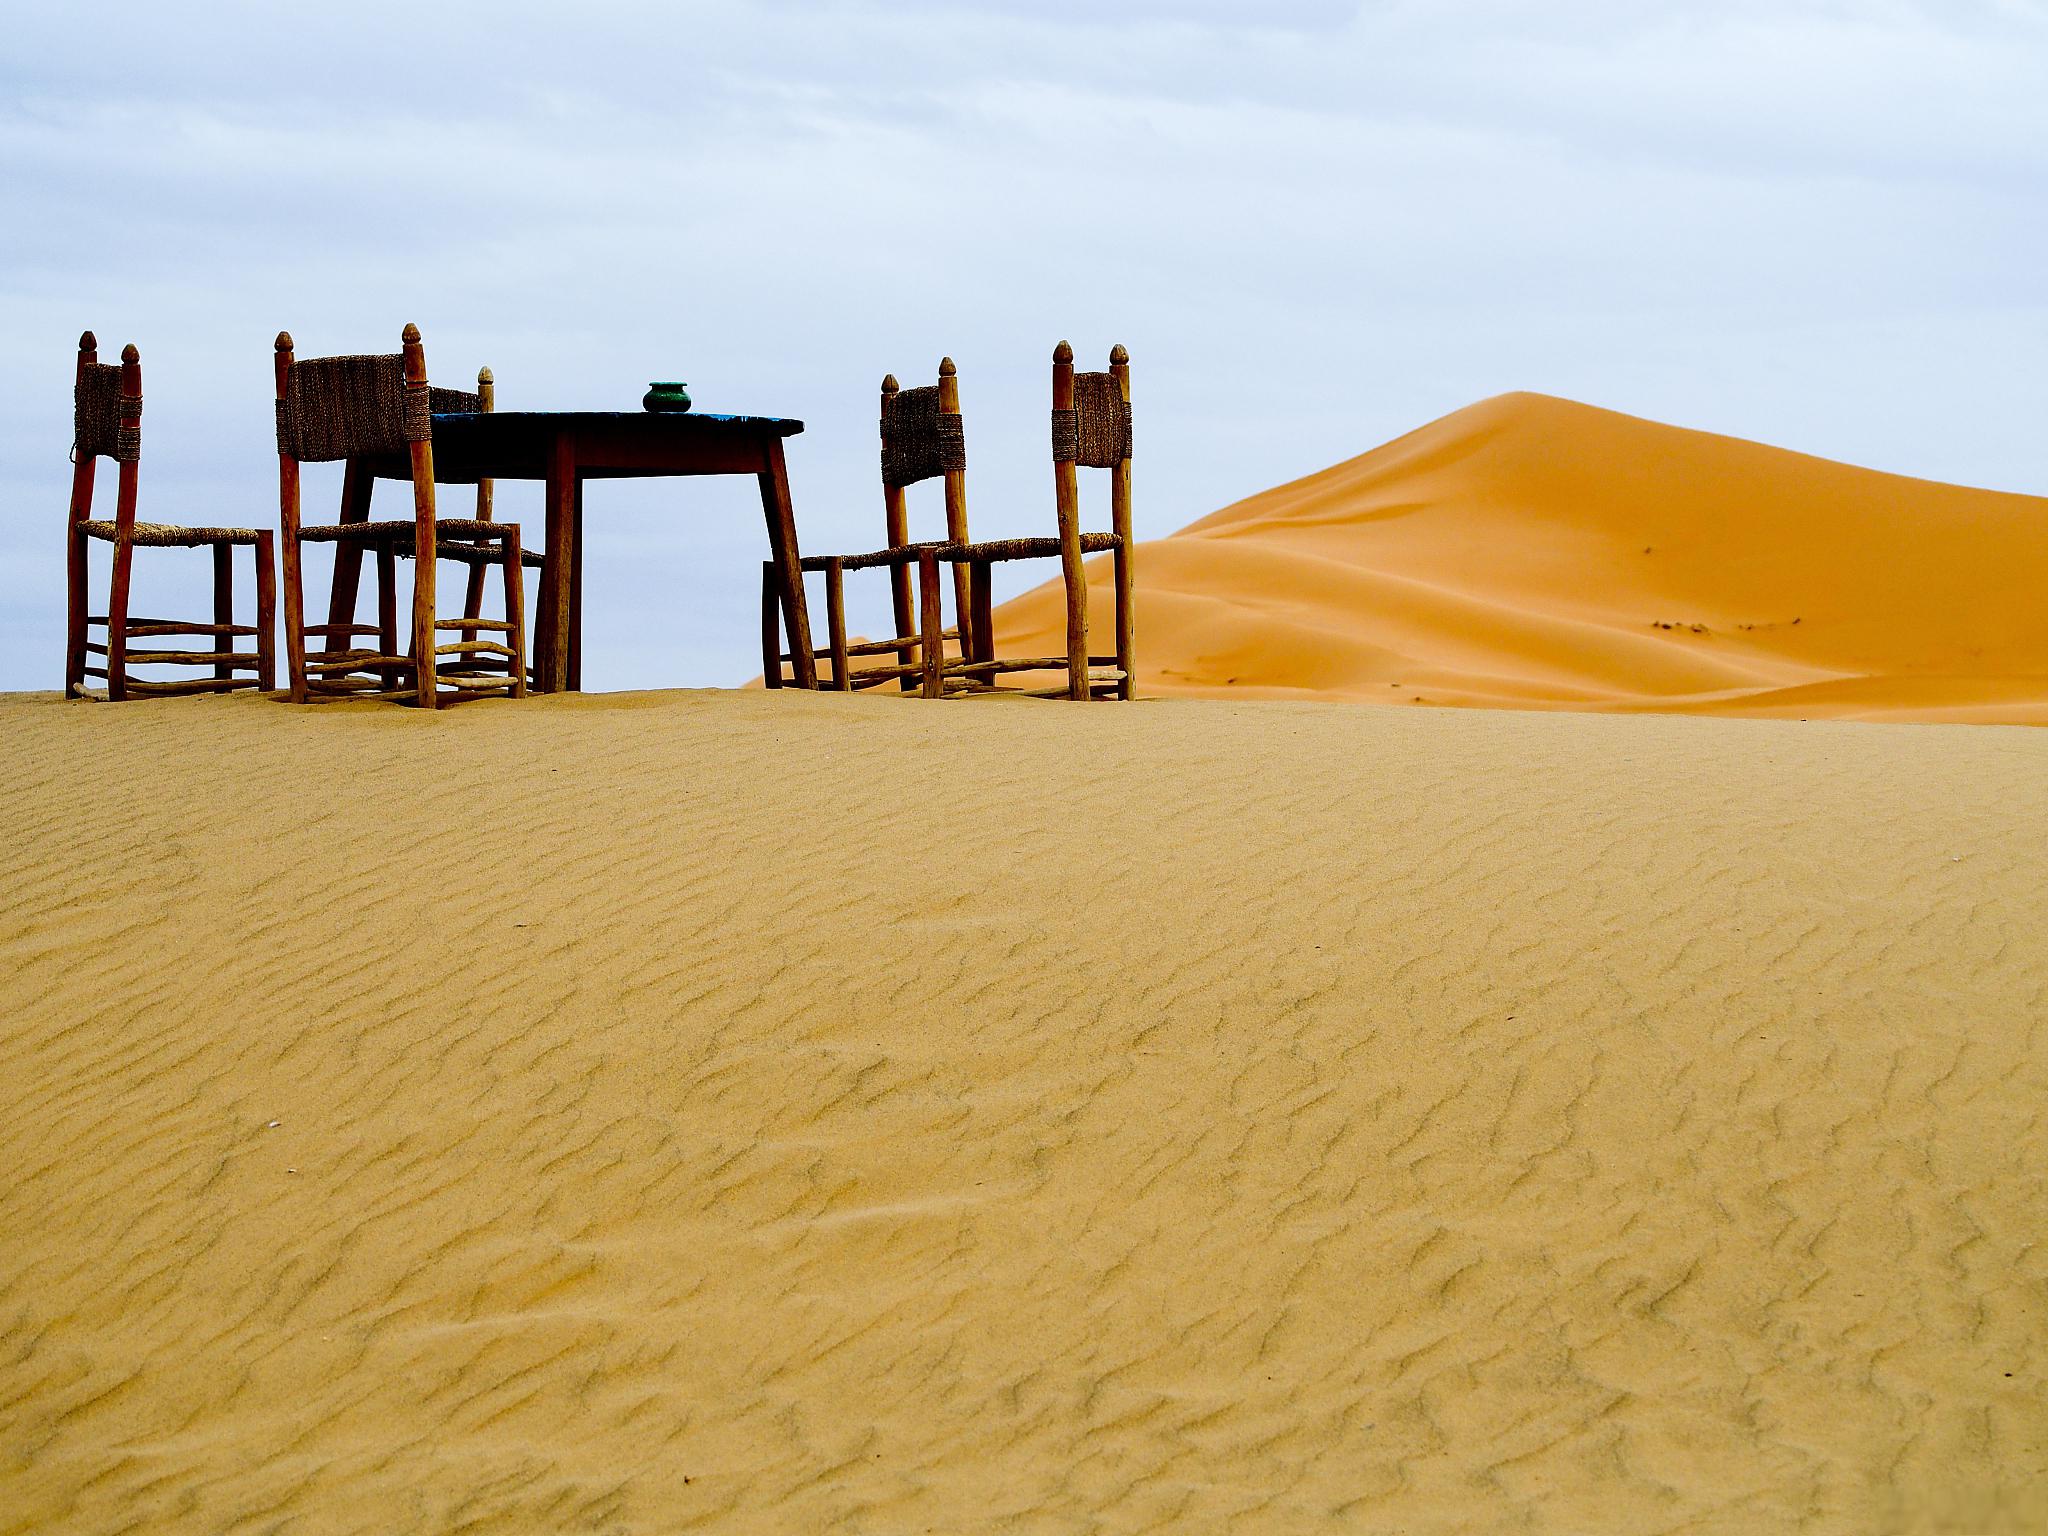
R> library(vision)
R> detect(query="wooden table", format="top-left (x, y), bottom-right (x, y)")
top-left (345, 410), bottom-right (815, 692)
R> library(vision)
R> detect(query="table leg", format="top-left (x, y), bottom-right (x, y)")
top-left (539, 433), bottom-right (576, 692)
top-left (325, 459), bottom-right (373, 636)
top-left (759, 440), bottom-right (815, 689)
top-left (569, 476), bottom-right (584, 691)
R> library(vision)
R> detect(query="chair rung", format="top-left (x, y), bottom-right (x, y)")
top-left (306, 652), bottom-right (412, 675)
top-left (91, 646), bottom-right (259, 667)
top-left (302, 623), bottom-right (383, 637)
top-left (87, 617), bottom-right (258, 638)
top-left (944, 656), bottom-right (1068, 676)
top-left (434, 640), bottom-right (515, 657)
top-left (437, 672), bottom-right (518, 688)
top-left (842, 635), bottom-right (923, 657)
top-left (433, 618), bottom-right (512, 632)
top-left (83, 673), bottom-right (258, 696)
top-left (306, 681), bottom-right (419, 700)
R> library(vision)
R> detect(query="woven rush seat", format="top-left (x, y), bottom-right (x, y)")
top-left (798, 539), bottom-right (950, 574)
top-left (78, 519), bottom-right (264, 548)
top-left (939, 532), bottom-right (1120, 562)
top-left (430, 539), bottom-right (544, 568)
top-left (298, 517), bottom-right (515, 544)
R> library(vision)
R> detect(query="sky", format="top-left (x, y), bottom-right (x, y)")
top-left (2, 0), bottom-right (2043, 690)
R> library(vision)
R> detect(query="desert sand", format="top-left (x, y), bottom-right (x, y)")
top-left (992, 393), bottom-right (2048, 721)
top-left (2, 686), bottom-right (2044, 1532)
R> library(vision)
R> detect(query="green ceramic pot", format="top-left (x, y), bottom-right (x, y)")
top-left (643, 382), bottom-right (692, 413)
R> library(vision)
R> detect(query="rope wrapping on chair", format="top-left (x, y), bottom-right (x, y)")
top-left (880, 385), bottom-right (966, 487)
top-left (74, 364), bottom-right (139, 461)
top-left (115, 393), bottom-right (142, 463)
top-left (403, 379), bottom-right (432, 443)
top-left (1052, 372), bottom-right (1131, 467)
top-left (276, 354), bottom-right (477, 462)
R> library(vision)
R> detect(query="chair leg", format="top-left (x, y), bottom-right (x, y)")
top-left (461, 552), bottom-right (488, 648)
top-left (825, 557), bottom-right (850, 692)
top-left (918, 549), bottom-right (943, 700)
top-left (1061, 545), bottom-right (1090, 702)
top-left (1114, 541), bottom-right (1135, 701)
top-left (502, 533), bottom-right (527, 700)
top-left (281, 531), bottom-right (308, 704)
top-left (253, 532), bottom-right (276, 692)
top-left (568, 480), bottom-right (584, 691)
top-left (760, 561), bottom-right (782, 689)
top-left (106, 534), bottom-right (135, 702)
top-left (212, 544), bottom-right (234, 684)
top-left (950, 561), bottom-right (972, 665)
top-left (414, 529), bottom-right (438, 709)
top-left (326, 459), bottom-right (372, 637)
top-left (65, 525), bottom-right (88, 697)
top-left (377, 547), bottom-right (399, 693)
top-left (970, 559), bottom-right (994, 671)
top-left (889, 557), bottom-right (916, 694)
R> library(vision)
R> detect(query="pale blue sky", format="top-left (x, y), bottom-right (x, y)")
top-left (3, 0), bottom-right (2043, 689)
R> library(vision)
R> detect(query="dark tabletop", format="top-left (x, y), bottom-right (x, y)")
top-left (433, 410), bottom-right (804, 437)
top-left (366, 409), bottom-right (805, 483)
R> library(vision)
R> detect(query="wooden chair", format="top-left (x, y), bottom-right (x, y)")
top-left (274, 324), bottom-right (526, 707)
top-left (934, 341), bottom-right (1133, 700)
top-left (760, 357), bottom-right (974, 693)
top-left (448, 368), bottom-right (544, 674)
top-left (325, 363), bottom-right (545, 688)
top-left (63, 332), bottom-right (275, 700)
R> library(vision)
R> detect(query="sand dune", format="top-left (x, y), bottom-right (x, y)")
top-left (992, 393), bottom-right (2048, 721)
top-left (3, 687), bottom-right (2045, 1531)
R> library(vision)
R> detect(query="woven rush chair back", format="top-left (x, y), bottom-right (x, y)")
top-left (880, 359), bottom-right (973, 654)
top-left (73, 334), bottom-right (142, 467)
top-left (1049, 340), bottom-right (1133, 699)
top-left (880, 369), bottom-right (966, 492)
top-left (1053, 348), bottom-right (1133, 477)
top-left (276, 353), bottom-right (481, 465)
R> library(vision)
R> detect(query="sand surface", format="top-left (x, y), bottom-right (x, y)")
top-left (992, 393), bottom-right (2048, 722)
top-left (3, 688), bottom-right (2046, 1532)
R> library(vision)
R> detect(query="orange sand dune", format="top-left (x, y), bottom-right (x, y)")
top-left (993, 393), bottom-right (2048, 721)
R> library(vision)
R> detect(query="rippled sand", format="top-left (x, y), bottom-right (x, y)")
top-left (3, 688), bottom-right (2044, 1532)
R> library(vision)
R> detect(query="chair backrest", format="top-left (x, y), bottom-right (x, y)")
top-left (274, 324), bottom-right (450, 563)
top-left (73, 331), bottom-right (142, 466)
top-left (273, 328), bottom-right (476, 466)
top-left (1050, 340), bottom-right (1132, 545)
top-left (68, 332), bottom-right (142, 532)
top-left (879, 358), bottom-right (970, 553)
